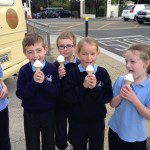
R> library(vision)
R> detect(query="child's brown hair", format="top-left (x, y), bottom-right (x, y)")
top-left (124, 43), bottom-right (150, 74)
top-left (77, 37), bottom-right (99, 53)
top-left (22, 33), bottom-right (46, 53)
top-left (56, 32), bottom-right (76, 48)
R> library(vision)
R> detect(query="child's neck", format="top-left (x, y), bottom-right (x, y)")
top-left (65, 55), bottom-right (74, 62)
top-left (134, 73), bottom-right (148, 85)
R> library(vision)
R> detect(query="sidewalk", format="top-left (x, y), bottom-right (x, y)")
top-left (9, 34), bottom-right (150, 150)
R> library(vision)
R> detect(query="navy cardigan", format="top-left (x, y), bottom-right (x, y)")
top-left (64, 66), bottom-right (113, 123)
top-left (16, 61), bottom-right (60, 113)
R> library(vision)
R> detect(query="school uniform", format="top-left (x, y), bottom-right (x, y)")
top-left (64, 64), bottom-right (113, 150)
top-left (0, 65), bottom-right (11, 150)
top-left (53, 57), bottom-right (80, 149)
top-left (16, 61), bottom-right (60, 150)
top-left (109, 75), bottom-right (150, 150)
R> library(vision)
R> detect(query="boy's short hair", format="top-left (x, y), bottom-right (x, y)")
top-left (56, 32), bottom-right (76, 48)
top-left (22, 33), bottom-right (46, 53)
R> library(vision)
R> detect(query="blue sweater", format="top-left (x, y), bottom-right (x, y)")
top-left (16, 61), bottom-right (60, 113)
top-left (64, 66), bottom-right (113, 123)
top-left (53, 58), bottom-right (80, 109)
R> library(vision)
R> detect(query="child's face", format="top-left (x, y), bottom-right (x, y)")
top-left (125, 50), bottom-right (148, 80)
top-left (78, 43), bottom-right (99, 69)
top-left (24, 42), bottom-right (46, 64)
top-left (57, 39), bottom-right (75, 61)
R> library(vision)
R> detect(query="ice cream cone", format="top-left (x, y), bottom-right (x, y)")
top-left (35, 67), bottom-right (41, 72)
top-left (86, 65), bottom-right (94, 75)
top-left (124, 73), bottom-right (134, 87)
top-left (57, 55), bottom-right (65, 67)
top-left (125, 80), bottom-right (132, 86)
top-left (87, 71), bottom-right (94, 75)
top-left (33, 60), bottom-right (43, 72)
top-left (59, 61), bottom-right (64, 67)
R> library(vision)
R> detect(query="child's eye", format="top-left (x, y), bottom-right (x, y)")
top-left (37, 49), bottom-right (42, 53)
top-left (91, 53), bottom-right (95, 56)
top-left (131, 61), bottom-right (135, 64)
top-left (27, 51), bottom-right (33, 55)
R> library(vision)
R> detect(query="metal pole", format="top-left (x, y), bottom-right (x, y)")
top-left (85, 16), bottom-right (89, 37)
top-left (47, 33), bottom-right (51, 55)
top-left (47, 0), bottom-right (49, 7)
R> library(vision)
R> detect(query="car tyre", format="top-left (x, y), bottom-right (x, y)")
top-left (124, 18), bottom-right (129, 21)
top-left (138, 20), bottom-right (144, 24)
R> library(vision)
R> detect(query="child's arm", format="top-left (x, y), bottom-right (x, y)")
top-left (64, 70), bottom-right (88, 104)
top-left (88, 69), bottom-right (113, 104)
top-left (58, 65), bottom-right (66, 79)
top-left (16, 69), bottom-right (39, 100)
top-left (110, 95), bottom-right (122, 108)
top-left (0, 81), bottom-right (8, 99)
top-left (121, 85), bottom-right (150, 120)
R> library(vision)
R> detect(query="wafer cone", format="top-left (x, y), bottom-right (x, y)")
top-left (59, 62), bottom-right (64, 67)
top-left (35, 67), bottom-right (41, 72)
top-left (125, 80), bottom-right (132, 86)
top-left (87, 71), bottom-right (94, 75)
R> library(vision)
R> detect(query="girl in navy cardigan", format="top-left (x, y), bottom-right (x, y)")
top-left (64, 37), bottom-right (113, 150)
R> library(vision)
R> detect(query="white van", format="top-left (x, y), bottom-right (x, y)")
top-left (0, 0), bottom-right (28, 79)
top-left (121, 4), bottom-right (149, 21)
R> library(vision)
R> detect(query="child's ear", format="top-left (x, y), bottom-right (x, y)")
top-left (144, 60), bottom-right (149, 68)
top-left (44, 46), bottom-right (47, 51)
top-left (76, 51), bottom-right (80, 58)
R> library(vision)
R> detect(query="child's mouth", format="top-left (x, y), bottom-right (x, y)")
top-left (87, 62), bottom-right (93, 65)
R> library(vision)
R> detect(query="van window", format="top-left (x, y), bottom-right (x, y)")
top-left (0, 0), bottom-right (14, 5)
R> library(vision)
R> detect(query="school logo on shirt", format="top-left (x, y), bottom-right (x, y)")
top-left (96, 80), bottom-right (103, 87)
top-left (46, 75), bottom-right (52, 82)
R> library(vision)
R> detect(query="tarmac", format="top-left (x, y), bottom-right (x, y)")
top-left (8, 34), bottom-right (150, 150)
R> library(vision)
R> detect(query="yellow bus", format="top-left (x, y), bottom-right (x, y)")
top-left (0, 0), bottom-right (28, 79)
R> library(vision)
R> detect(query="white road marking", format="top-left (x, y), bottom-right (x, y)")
top-left (97, 35), bottom-right (150, 63)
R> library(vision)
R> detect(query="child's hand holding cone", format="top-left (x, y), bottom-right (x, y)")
top-left (57, 55), bottom-right (66, 79)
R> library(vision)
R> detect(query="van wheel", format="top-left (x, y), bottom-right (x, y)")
top-left (124, 18), bottom-right (129, 21)
top-left (138, 21), bottom-right (144, 24)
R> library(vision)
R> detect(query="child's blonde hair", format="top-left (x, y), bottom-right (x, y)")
top-left (56, 32), bottom-right (76, 48)
top-left (22, 33), bottom-right (46, 53)
top-left (77, 37), bottom-right (99, 53)
top-left (124, 43), bottom-right (150, 74)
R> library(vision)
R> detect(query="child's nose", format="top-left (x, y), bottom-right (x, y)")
top-left (126, 62), bottom-right (131, 68)
top-left (34, 52), bottom-right (39, 58)
top-left (87, 55), bottom-right (91, 59)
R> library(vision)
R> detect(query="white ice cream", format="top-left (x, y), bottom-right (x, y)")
top-left (33, 60), bottom-right (43, 68)
top-left (124, 73), bottom-right (134, 82)
top-left (86, 65), bottom-right (94, 72)
top-left (57, 55), bottom-right (65, 63)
